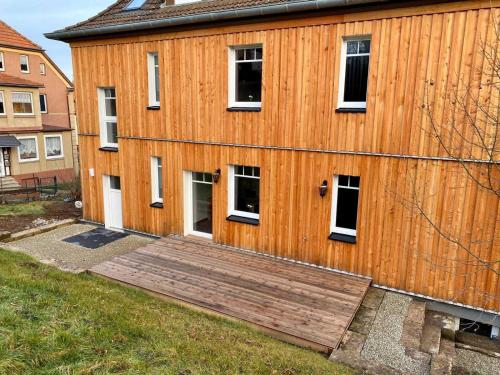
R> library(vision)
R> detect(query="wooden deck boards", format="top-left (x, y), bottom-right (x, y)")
top-left (89, 236), bottom-right (372, 351)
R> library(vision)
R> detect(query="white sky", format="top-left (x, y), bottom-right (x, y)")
top-left (0, 0), bottom-right (116, 80)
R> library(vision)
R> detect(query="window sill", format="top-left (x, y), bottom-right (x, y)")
top-left (336, 108), bottom-right (366, 114)
top-left (150, 202), bottom-right (164, 209)
top-left (329, 232), bottom-right (356, 244)
top-left (19, 159), bottom-right (39, 164)
top-left (46, 156), bottom-right (64, 160)
top-left (227, 107), bottom-right (261, 112)
top-left (226, 215), bottom-right (259, 226)
top-left (147, 105), bottom-right (160, 110)
top-left (99, 146), bottom-right (119, 152)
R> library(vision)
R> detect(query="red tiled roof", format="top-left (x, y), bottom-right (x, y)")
top-left (0, 20), bottom-right (42, 50)
top-left (60, 0), bottom-right (292, 32)
top-left (0, 72), bottom-right (44, 88)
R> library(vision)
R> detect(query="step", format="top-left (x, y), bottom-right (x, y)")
top-left (0, 177), bottom-right (21, 190)
top-left (400, 299), bottom-right (427, 358)
top-left (430, 338), bottom-right (455, 375)
top-left (421, 312), bottom-right (445, 355)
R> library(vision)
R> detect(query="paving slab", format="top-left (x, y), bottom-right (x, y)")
top-left (1, 223), bottom-right (153, 272)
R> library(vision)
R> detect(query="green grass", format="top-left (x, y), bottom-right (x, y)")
top-left (0, 249), bottom-right (353, 375)
top-left (0, 202), bottom-right (46, 216)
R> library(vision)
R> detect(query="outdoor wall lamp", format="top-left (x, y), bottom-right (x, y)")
top-left (213, 168), bottom-right (221, 183)
top-left (319, 180), bottom-right (328, 197)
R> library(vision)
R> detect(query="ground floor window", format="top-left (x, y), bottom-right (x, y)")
top-left (44, 135), bottom-right (63, 159)
top-left (151, 156), bottom-right (163, 204)
top-left (330, 174), bottom-right (360, 239)
top-left (0, 91), bottom-right (5, 115)
top-left (18, 137), bottom-right (39, 162)
top-left (228, 165), bottom-right (260, 220)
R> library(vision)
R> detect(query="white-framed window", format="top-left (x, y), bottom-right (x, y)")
top-left (40, 63), bottom-right (46, 75)
top-left (330, 175), bottom-right (360, 237)
top-left (12, 92), bottom-right (34, 115)
top-left (151, 156), bottom-right (163, 203)
top-left (228, 45), bottom-right (262, 108)
top-left (175, 0), bottom-right (202, 4)
top-left (97, 87), bottom-right (118, 148)
top-left (125, 0), bottom-right (145, 10)
top-left (18, 136), bottom-right (39, 162)
top-left (20, 55), bottom-right (29, 73)
top-left (0, 92), bottom-right (5, 115)
top-left (337, 37), bottom-right (371, 109)
top-left (0, 52), bottom-right (4, 71)
top-left (44, 135), bottom-right (63, 159)
top-left (39, 94), bottom-right (48, 113)
top-left (228, 165), bottom-right (260, 219)
top-left (147, 52), bottom-right (160, 107)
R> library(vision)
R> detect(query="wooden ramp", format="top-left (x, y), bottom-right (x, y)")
top-left (89, 236), bottom-right (371, 352)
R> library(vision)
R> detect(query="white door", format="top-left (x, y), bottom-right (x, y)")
top-left (184, 171), bottom-right (213, 239)
top-left (0, 149), bottom-right (5, 177)
top-left (103, 175), bottom-right (123, 231)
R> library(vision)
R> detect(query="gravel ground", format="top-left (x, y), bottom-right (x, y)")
top-left (361, 292), bottom-right (431, 375)
top-left (454, 348), bottom-right (500, 375)
top-left (1, 223), bottom-right (153, 272)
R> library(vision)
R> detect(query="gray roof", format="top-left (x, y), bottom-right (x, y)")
top-left (0, 135), bottom-right (21, 147)
top-left (46, 0), bottom-right (393, 41)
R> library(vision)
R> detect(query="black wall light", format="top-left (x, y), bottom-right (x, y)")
top-left (213, 168), bottom-right (221, 183)
top-left (319, 180), bottom-right (328, 197)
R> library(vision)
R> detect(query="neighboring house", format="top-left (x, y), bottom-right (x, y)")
top-left (0, 20), bottom-right (77, 187)
top-left (47, 0), bottom-right (499, 317)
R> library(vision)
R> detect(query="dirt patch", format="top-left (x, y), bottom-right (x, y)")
top-left (0, 201), bottom-right (81, 233)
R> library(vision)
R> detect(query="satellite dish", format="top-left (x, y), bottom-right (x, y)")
top-left (75, 201), bottom-right (83, 209)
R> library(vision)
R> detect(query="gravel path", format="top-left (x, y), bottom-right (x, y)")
top-left (454, 348), bottom-right (500, 375)
top-left (361, 292), bottom-right (431, 375)
top-left (2, 223), bottom-right (153, 272)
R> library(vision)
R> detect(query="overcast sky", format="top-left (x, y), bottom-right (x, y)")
top-left (0, 0), bottom-right (116, 80)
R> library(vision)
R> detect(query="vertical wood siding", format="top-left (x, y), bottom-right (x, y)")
top-left (72, 3), bottom-right (499, 311)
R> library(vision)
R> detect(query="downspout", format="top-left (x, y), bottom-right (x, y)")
top-left (45, 0), bottom-right (389, 41)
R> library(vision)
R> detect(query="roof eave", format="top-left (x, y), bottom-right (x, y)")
top-left (45, 0), bottom-right (389, 42)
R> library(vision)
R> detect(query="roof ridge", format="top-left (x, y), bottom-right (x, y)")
top-left (0, 20), bottom-right (43, 50)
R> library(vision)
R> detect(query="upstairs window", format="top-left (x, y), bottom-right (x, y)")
top-left (98, 88), bottom-right (118, 148)
top-left (330, 175), bottom-right (360, 240)
top-left (338, 37), bottom-right (371, 110)
top-left (228, 165), bottom-right (260, 221)
top-left (40, 94), bottom-right (47, 113)
top-left (125, 0), bottom-right (145, 10)
top-left (0, 52), bottom-right (4, 71)
top-left (151, 156), bottom-right (163, 204)
top-left (147, 52), bottom-right (160, 107)
top-left (40, 63), bottom-right (46, 75)
top-left (0, 92), bottom-right (4, 115)
top-left (12, 92), bottom-right (33, 115)
top-left (20, 55), bottom-right (29, 73)
top-left (228, 45), bottom-right (262, 108)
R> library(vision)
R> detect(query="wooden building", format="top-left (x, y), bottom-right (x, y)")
top-left (47, 0), bottom-right (499, 313)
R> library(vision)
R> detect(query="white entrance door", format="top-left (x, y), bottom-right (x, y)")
top-left (184, 171), bottom-right (213, 239)
top-left (103, 175), bottom-right (123, 231)
top-left (0, 149), bottom-right (5, 177)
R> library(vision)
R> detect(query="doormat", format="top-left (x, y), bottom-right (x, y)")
top-left (63, 228), bottom-right (129, 249)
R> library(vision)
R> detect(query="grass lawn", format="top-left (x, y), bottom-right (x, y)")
top-left (0, 249), bottom-right (353, 375)
top-left (0, 202), bottom-right (46, 216)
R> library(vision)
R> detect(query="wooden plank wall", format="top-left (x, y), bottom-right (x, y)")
top-left (72, 1), bottom-right (499, 311)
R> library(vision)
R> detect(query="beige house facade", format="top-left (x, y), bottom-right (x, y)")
top-left (0, 20), bottom-right (76, 186)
